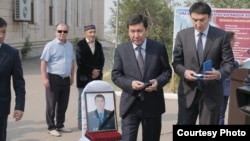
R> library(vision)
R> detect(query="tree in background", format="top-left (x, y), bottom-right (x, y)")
top-left (184, 0), bottom-right (250, 8)
top-left (109, 0), bottom-right (173, 56)
top-left (210, 0), bottom-right (250, 8)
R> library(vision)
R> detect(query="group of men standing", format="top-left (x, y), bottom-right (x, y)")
top-left (0, 1), bottom-right (237, 141)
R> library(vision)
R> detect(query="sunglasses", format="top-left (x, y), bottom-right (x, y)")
top-left (57, 30), bottom-right (68, 33)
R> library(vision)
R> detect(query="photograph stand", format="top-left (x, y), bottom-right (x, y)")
top-left (79, 80), bottom-right (121, 141)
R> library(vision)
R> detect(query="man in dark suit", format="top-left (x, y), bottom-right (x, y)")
top-left (112, 14), bottom-right (172, 141)
top-left (0, 17), bottom-right (26, 141)
top-left (87, 94), bottom-right (115, 132)
top-left (172, 1), bottom-right (235, 125)
top-left (76, 24), bottom-right (105, 130)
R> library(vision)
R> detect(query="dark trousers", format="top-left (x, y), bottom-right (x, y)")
top-left (0, 115), bottom-right (8, 141)
top-left (121, 99), bottom-right (161, 141)
top-left (46, 74), bottom-right (70, 130)
top-left (177, 90), bottom-right (220, 125)
top-left (219, 96), bottom-right (229, 125)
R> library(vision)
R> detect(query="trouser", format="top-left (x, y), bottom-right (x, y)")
top-left (121, 98), bottom-right (162, 141)
top-left (219, 96), bottom-right (229, 125)
top-left (0, 115), bottom-right (8, 141)
top-left (46, 73), bottom-right (70, 130)
top-left (177, 90), bottom-right (220, 125)
top-left (78, 88), bottom-right (84, 123)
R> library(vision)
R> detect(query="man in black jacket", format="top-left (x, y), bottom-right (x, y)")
top-left (0, 17), bottom-right (26, 141)
top-left (76, 24), bottom-right (105, 130)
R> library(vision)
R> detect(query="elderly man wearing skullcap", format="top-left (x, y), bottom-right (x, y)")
top-left (75, 24), bottom-right (105, 130)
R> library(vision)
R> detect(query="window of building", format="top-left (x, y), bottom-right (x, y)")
top-left (49, 0), bottom-right (53, 25)
top-left (29, 0), bottom-right (34, 24)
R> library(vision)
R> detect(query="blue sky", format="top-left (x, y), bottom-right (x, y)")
top-left (104, 0), bottom-right (115, 25)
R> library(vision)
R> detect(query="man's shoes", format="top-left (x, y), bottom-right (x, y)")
top-left (57, 127), bottom-right (72, 133)
top-left (78, 122), bottom-right (82, 130)
top-left (48, 129), bottom-right (61, 137)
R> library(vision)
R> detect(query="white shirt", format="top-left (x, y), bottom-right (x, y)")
top-left (86, 38), bottom-right (95, 54)
top-left (195, 25), bottom-right (209, 50)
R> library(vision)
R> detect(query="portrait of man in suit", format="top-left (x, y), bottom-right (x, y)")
top-left (86, 93), bottom-right (116, 132)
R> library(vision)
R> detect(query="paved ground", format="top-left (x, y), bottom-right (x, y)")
top-left (6, 57), bottom-right (229, 141)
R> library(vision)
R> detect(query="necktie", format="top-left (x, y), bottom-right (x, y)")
top-left (99, 113), bottom-right (103, 123)
top-left (197, 32), bottom-right (203, 65)
top-left (136, 46), bottom-right (144, 75)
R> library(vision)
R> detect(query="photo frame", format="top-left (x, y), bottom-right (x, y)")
top-left (84, 91), bottom-right (118, 132)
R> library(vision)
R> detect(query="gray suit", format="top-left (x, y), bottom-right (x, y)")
top-left (172, 25), bottom-right (235, 124)
top-left (112, 38), bottom-right (172, 118)
top-left (112, 38), bottom-right (172, 140)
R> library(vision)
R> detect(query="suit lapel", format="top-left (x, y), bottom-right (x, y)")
top-left (0, 44), bottom-right (7, 63)
top-left (203, 26), bottom-right (215, 60)
top-left (144, 39), bottom-right (153, 77)
top-left (187, 29), bottom-right (200, 66)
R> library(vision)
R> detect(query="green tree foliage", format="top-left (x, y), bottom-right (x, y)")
top-left (210, 0), bottom-right (250, 8)
top-left (109, 0), bottom-right (174, 59)
top-left (184, 0), bottom-right (250, 8)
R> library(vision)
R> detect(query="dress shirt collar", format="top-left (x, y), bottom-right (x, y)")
top-left (86, 38), bottom-right (95, 44)
top-left (195, 25), bottom-right (209, 37)
top-left (0, 44), bottom-right (2, 48)
top-left (55, 38), bottom-right (67, 45)
top-left (132, 38), bottom-right (147, 50)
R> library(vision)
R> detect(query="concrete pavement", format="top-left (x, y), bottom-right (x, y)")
top-left (7, 57), bottom-right (178, 141)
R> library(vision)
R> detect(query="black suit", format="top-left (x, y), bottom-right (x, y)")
top-left (87, 109), bottom-right (115, 132)
top-left (0, 43), bottom-right (25, 140)
top-left (76, 39), bottom-right (105, 88)
top-left (112, 38), bottom-right (172, 141)
top-left (172, 25), bottom-right (235, 124)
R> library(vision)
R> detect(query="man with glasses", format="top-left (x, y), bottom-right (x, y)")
top-left (40, 23), bottom-right (75, 137)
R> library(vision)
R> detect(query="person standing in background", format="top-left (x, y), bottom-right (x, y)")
top-left (0, 17), bottom-right (26, 141)
top-left (219, 31), bottom-right (244, 125)
top-left (76, 24), bottom-right (105, 130)
top-left (112, 14), bottom-right (172, 141)
top-left (40, 23), bottom-right (75, 137)
top-left (172, 1), bottom-right (235, 125)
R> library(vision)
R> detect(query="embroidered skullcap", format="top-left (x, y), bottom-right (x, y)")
top-left (84, 24), bottom-right (96, 31)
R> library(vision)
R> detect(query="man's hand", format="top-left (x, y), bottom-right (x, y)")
top-left (132, 80), bottom-right (145, 90)
top-left (203, 68), bottom-right (220, 80)
top-left (92, 69), bottom-right (100, 79)
top-left (13, 110), bottom-right (23, 121)
top-left (184, 70), bottom-right (199, 81)
top-left (145, 79), bottom-right (158, 92)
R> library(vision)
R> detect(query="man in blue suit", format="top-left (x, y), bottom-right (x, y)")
top-left (0, 17), bottom-right (26, 141)
top-left (112, 14), bottom-right (172, 141)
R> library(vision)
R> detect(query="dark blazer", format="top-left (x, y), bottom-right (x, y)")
top-left (0, 43), bottom-right (25, 116)
top-left (172, 25), bottom-right (235, 110)
top-left (87, 109), bottom-right (115, 132)
top-left (76, 38), bottom-right (105, 88)
top-left (112, 38), bottom-right (172, 118)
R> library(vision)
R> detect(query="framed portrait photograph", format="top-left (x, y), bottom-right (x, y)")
top-left (84, 91), bottom-right (118, 132)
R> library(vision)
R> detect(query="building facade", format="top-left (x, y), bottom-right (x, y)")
top-left (0, 0), bottom-right (105, 58)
